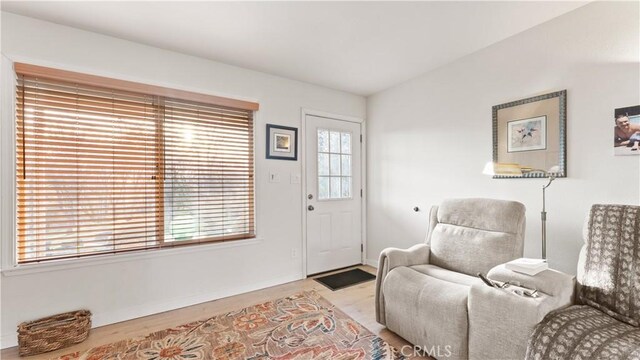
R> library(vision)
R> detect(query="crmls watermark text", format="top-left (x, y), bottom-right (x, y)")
top-left (399, 345), bottom-right (453, 358)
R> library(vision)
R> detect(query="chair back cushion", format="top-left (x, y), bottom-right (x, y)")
top-left (426, 198), bottom-right (526, 276)
top-left (578, 204), bottom-right (640, 327)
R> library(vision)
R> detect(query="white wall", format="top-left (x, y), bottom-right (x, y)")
top-left (366, 1), bottom-right (640, 274)
top-left (0, 13), bottom-right (365, 348)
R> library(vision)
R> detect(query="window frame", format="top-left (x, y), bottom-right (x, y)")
top-left (5, 62), bottom-right (259, 268)
top-left (316, 128), bottom-right (354, 201)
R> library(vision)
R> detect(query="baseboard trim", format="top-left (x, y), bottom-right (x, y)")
top-left (365, 258), bottom-right (378, 268)
top-left (0, 273), bottom-right (302, 349)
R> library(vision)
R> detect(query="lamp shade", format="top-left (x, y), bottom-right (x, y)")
top-left (483, 162), bottom-right (523, 177)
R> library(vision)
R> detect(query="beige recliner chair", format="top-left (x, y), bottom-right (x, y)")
top-left (375, 198), bottom-right (527, 359)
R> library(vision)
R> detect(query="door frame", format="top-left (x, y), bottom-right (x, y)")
top-left (300, 108), bottom-right (366, 277)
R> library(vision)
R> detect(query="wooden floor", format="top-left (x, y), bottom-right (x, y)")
top-left (1, 265), bottom-right (430, 359)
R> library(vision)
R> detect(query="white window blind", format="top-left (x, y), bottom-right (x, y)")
top-left (16, 69), bottom-right (255, 264)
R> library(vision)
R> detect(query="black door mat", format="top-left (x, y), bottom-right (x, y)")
top-left (313, 268), bottom-right (376, 291)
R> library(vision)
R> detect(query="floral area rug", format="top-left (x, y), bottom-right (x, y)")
top-left (58, 291), bottom-right (404, 360)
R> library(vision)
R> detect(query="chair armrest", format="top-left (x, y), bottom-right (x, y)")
top-left (379, 244), bottom-right (431, 271)
top-left (375, 244), bottom-right (430, 325)
top-left (468, 280), bottom-right (573, 360)
top-left (487, 264), bottom-right (576, 303)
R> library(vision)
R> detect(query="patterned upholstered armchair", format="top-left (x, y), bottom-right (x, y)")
top-left (526, 204), bottom-right (640, 359)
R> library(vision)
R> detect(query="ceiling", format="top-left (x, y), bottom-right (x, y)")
top-left (1, 1), bottom-right (587, 96)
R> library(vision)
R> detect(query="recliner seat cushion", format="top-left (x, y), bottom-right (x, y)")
top-left (526, 305), bottom-right (640, 360)
top-left (410, 264), bottom-right (481, 287)
top-left (383, 266), bottom-right (470, 359)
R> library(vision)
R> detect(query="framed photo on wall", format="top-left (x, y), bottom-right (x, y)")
top-left (266, 124), bottom-right (298, 161)
top-left (614, 105), bottom-right (640, 156)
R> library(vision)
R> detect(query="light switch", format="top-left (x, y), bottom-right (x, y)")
top-left (269, 171), bottom-right (281, 183)
top-left (291, 173), bottom-right (301, 184)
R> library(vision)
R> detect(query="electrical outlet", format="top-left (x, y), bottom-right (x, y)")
top-left (290, 173), bottom-right (301, 184)
top-left (291, 248), bottom-right (297, 258)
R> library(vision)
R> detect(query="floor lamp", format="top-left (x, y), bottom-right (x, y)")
top-left (540, 174), bottom-right (556, 260)
top-left (484, 162), bottom-right (557, 260)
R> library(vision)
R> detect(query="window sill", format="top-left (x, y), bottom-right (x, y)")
top-left (1, 237), bottom-right (262, 277)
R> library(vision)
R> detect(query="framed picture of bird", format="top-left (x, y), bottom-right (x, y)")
top-left (507, 116), bottom-right (547, 152)
top-left (492, 90), bottom-right (567, 178)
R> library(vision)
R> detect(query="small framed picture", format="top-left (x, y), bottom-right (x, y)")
top-left (507, 116), bottom-right (547, 153)
top-left (266, 124), bottom-right (297, 161)
top-left (614, 105), bottom-right (640, 156)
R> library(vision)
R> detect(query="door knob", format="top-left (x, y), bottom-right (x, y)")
top-left (308, 205), bottom-right (315, 211)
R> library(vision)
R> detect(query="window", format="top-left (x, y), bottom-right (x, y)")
top-left (15, 64), bottom-right (257, 264)
top-left (317, 129), bottom-right (351, 200)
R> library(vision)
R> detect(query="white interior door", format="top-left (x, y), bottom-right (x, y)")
top-left (305, 115), bottom-right (362, 275)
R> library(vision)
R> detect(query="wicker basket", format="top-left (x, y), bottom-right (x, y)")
top-left (18, 310), bottom-right (91, 356)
